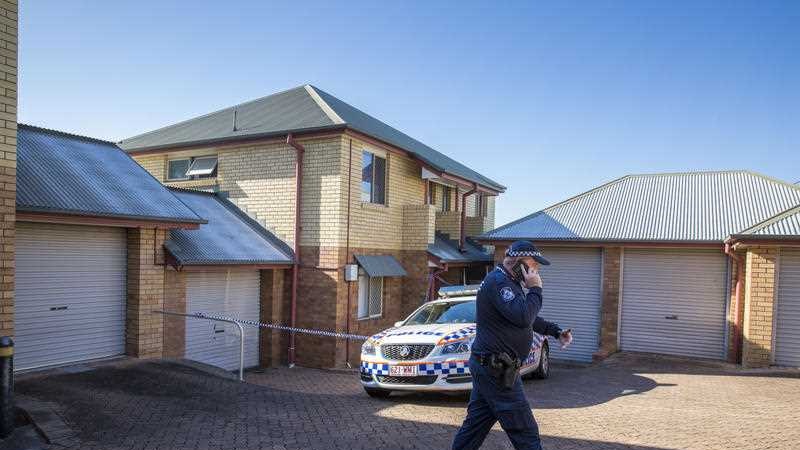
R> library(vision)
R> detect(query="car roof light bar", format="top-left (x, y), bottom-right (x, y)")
top-left (438, 284), bottom-right (481, 298)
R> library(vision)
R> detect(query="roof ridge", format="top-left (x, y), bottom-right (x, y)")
top-left (20, 123), bottom-right (118, 146)
top-left (738, 203), bottom-right (800, 235)
top-left (305, 85), bottom-right (345, 125)
top-left (119, 84), bottom-right (311, 145)
top-left (625, 169), bottom-right (747, 178)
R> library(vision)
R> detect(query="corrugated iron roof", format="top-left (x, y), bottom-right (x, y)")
top-left (119, 84), bottom-right (504, 191)
top-left (354, 255), bottom-right (407, 277)
top-left (165, 188), bottom-right (294, 265)
top-left (427, 233), bottom-right (493, 264)
top-left (17, 124), bottom-right (204, 224)
top-left (482, 171), bottom-right (800, 243)
top-left (737, 205), bottom-right (800, 237)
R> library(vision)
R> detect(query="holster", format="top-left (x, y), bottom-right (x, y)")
top-left (488, 352), bottom-right (521, 390)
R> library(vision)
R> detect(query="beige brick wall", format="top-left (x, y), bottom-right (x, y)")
top-left (126, 228), bottom-right (166, 358)
top-left (343, 135), bottom-right (426, 251)
top-left (0, 0), bottom-right (15, 338)
top-left (402, 204), bottom-right (436, 251)
top-left (436, 210), bottom-right (461, 242)
top-left (597, 247), bottom-right (622, 359)
top-left (742, 246), bottom-right (778, 368)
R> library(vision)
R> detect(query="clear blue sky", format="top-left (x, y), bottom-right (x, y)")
top-left (19, 1), bottom-right (799, 226)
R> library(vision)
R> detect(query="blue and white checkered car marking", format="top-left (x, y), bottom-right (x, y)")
top-left (361, 362), bottom-right (390, 375)
top-left (361, 361), bottom-right (470, 376)
top-left (439, 325), bottom-right (476, 344)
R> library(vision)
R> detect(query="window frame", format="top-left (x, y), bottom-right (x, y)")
top-left (357, 269), bottom-right (384, 320)
top-left (442, 185), bottom-right (452, 212)
top-left (166, 155), bottom-right (218, 181)
top-left (361, 149), bottom-right (387, 205)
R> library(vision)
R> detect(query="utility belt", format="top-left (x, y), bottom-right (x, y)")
top-left (474, 352), bottom-right (521, 390)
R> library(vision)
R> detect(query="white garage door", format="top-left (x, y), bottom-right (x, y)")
top-left (15, 222), bottom-right (127, 371)
top-left (185, 269), bottom-right (261, 371)
top-left (775, 249), bottom-right (800, 367)
top-left (621, 249), bottom-right (728, 359)
top-left (539, 247), bottom-right (602, 362)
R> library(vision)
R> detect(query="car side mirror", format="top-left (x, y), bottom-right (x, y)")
top-left (394, 321), bottom-right (404, 327)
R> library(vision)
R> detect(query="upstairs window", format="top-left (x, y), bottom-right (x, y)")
top-left (167, 156), bottom-right (218, 181)
top-left (442, 186), bottom-right (452, 212)
top-left (474, 193), bottom-right (488, 217)
top-left (361, 150), bottom-right (386, 204)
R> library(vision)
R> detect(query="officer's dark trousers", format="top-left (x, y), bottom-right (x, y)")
top-left (452, 355), bottom-right (542, 450)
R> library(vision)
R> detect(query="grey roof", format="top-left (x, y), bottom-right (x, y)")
top-left (483, 171), bottom-right (800, 243)
top-left (17, 124), bottom-right (204, 224)
top-left (165, 188), bottom-right (294, 266)
top-left (428, 232), bottom-right (493, 264)
top-left (119, 85), bottom-right (504, 192)
top-left (736, 205), bottom-right (800, 238)
top-left (354, 255), bottom-right (407, 277)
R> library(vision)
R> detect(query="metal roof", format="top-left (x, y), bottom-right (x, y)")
top-left (427, 232), bottom-right (493, 264)
top-left (119, 85), bottom-right (504, 192)
top-left (17, 124), bottom-right (204, 224)
top-left (165, 188), bottom-right (294, 266)
top-left (737, 205), bottom-right (800, 238)
top-left (482, 171), bottom-right (800, 243)
top-left (354, 255), bottom-right (407, 277)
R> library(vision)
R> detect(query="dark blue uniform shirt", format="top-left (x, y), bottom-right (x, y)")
top-left (471, 265), bottom-right (562, 361)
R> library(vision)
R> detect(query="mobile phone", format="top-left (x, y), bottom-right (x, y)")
top-left (512, 261), bottom-right (529, 280)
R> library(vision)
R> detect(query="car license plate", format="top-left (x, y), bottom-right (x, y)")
top-left (389, 365), bottom-right (418, 376)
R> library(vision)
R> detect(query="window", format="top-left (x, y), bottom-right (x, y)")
top-left (442, 186), bottom-right (452, 212)
top-left (167, 159), bottom-right (191, 180)
top-left (357, 269), bottom-right (383, 319)
top-left (427, 182), bottom-right (436, 205)
top-left (167, 156), bottom-right (218, 180)
top-left (361, 150), bottom-right (386, 204)
top-left (474, 193), bottom-right (487, 218)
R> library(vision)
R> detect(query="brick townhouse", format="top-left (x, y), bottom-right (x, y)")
top-left (121, 85), bottom-right (505, 368)
top-left (0, 0), bottom-right (17, 344)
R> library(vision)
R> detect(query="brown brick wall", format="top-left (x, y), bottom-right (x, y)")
top-left (596, 247), bottom-right (622, 359)
top-left (260, 268), bottom-right (289, 367)
top-left (162, 268), bottom-right (186, 358)
top-left (0, 0), bottom-right (15, 338)
top-left (742, 246), bottom-right (778, 367)
top-left (436, 211), bottom-right (461, 242)
top-left (126, 228), bottom-right (167, 358)
top-left (726, 254), bottom-right (746, 363)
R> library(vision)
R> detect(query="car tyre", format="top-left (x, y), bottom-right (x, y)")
top-left (364, 387), bottom-right (391, 398)
top-left (532, 342), bottom-right (550, 379)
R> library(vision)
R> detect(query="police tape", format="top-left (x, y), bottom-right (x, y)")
top-left (155, 310), bottom-right (372, 341)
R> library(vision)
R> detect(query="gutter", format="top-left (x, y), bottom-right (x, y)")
top-left (459, 184), bottom-right (478, 251)
top-left (724, 238), bottom-right (745, 364)
top-left (286, 133), bottom-right (305, 367)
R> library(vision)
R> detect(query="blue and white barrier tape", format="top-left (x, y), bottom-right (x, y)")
top-left (188, 311), bottom-right (372, 341)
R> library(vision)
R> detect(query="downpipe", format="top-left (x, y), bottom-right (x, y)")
top-left (724, 240), bottom-right (744, 364)
top-left (287, 134), bottom-right (305, 368)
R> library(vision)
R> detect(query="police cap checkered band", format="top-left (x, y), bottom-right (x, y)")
top-left (505, 240), bottom-right (551, 265)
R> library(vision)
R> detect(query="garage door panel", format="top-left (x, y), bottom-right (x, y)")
top-left (621, 249), bottom-right (727, 359)
top-left (775, 250), bottom-right (800, 367)
top-left (539, 247), bottom-right (602, 362)
top-left (186, 269), bottom-right (261, 371)
top-left (16, 223), bottom-right (127, 371)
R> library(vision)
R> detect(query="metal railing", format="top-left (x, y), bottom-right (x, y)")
top-left (153, 310), bottom-right (245, 381)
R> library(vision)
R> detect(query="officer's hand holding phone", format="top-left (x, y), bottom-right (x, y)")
top-left (520, 264), bottom-right (542, 289)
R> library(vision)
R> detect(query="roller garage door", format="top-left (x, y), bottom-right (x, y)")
top-left (15, 222), bottom-right (127, 371)
top-left (775, 249), bottom-right (800, 367)
top-left (621, 249), bottom-right (728, 359)
top-left (185, 269), bottom-right (261, 370)
top-left (538, 247), bottom-right (602, 362)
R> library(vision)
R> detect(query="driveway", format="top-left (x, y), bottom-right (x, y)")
top-left (12, 354), bottom-right (800, 450)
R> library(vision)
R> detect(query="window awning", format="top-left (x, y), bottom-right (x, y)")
top-left (186, 156), bottom-right (218, 176)
top-left (354, 255), bottom-right (407, 277)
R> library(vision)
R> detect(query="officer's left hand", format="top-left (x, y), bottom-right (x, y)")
top-left (558, 329), bottom-right (573, 349)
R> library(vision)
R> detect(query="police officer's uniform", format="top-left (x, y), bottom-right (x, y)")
top-left (452, 241), bottom-right (563, 450)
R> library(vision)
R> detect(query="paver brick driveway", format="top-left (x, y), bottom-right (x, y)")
top-left (14, 354), bottom-right (800, 450)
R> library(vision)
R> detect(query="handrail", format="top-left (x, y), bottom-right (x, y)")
top-left (153, 310), bottom-right (245, 381)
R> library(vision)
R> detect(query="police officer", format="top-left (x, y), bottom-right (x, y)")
top-left (452, 240), bottom-right (573, 450)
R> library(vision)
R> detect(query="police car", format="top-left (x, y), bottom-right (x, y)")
top-left (359, 285), bottom-right (550, 398)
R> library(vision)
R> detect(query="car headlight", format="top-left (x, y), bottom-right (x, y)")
top-left (361, 340), bottom-right (376, 356)
top-left (441, 338), bottom-right (472, 355)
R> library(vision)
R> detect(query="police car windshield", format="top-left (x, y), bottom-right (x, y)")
top-left (405, 300), bottom-right (476, 325)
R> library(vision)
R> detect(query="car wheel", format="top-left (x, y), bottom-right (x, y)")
top-left (533, 343), bottom-right (550, 379)
top-left (364, 387), bottom-right (391, 398)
